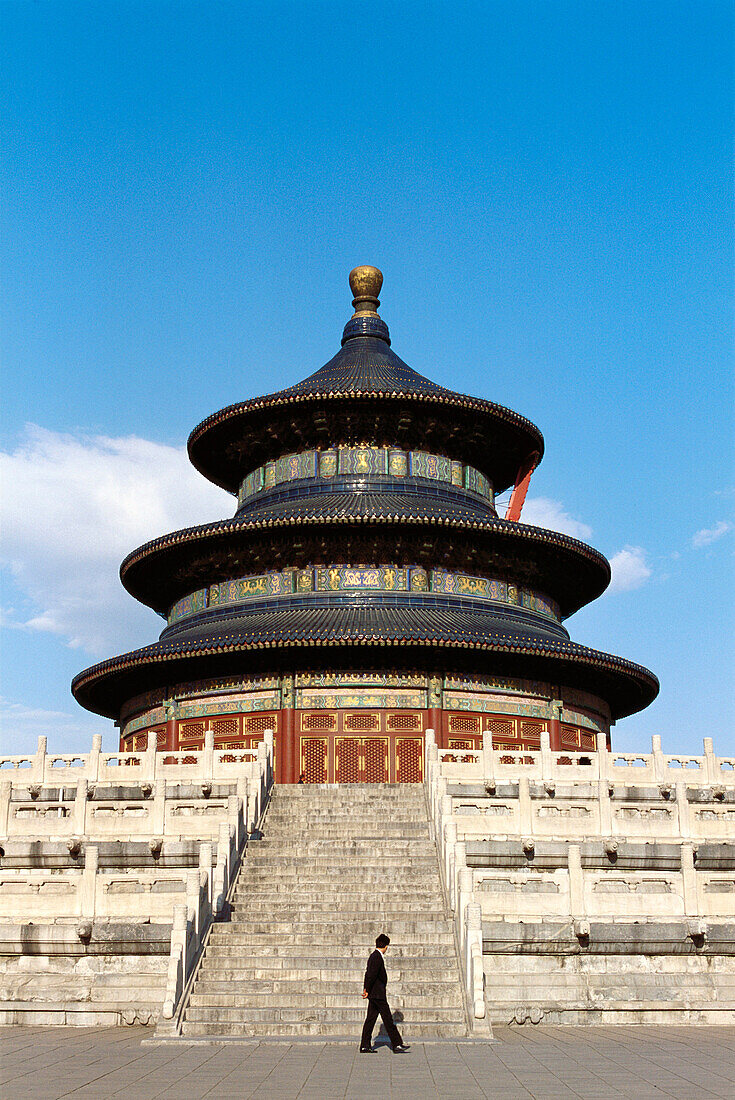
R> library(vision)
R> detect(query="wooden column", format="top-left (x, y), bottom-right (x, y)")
top-left (549, 699), bottom-right (563, 752)
top-left (280, 675), bottom-right (296, 783)
top-left (428, 676), bottom-right (443, 748)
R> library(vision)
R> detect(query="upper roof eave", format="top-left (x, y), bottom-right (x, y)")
top-left (187, 386), bottom-right (545, 494)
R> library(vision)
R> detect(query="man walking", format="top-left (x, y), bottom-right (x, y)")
top-left (359, 934), bottom-right (409, 1053)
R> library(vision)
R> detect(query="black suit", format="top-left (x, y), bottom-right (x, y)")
top-left (360, 948), bottom-right (403, 1050)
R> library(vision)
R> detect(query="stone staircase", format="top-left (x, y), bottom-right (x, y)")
top-left (180, 784), bottom-right (469, 1038)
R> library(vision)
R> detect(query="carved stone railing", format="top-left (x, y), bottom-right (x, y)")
top-left (425, 728), bottom-right (735, 1025)
top-left (432, 733), bottom-right (733, 788)
top-left (0, 731), bottom-right (268, 786)
top-left (159, 732), bottom-right (274, 1029)
top-left (0, 732), bottom-right (272, 840)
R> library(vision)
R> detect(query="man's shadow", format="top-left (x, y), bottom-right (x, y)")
top-left (373, 1010), bottom-right (405, 1048)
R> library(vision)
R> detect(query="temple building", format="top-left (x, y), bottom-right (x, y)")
top-left (72, 267), bottom-right (658, 784)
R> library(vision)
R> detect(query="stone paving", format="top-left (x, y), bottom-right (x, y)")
top-left (1, 1026), bottom-right (734, 1099)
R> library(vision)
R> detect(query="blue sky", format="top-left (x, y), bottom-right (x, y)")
top-left (1, 1), bottom-right (733, 757)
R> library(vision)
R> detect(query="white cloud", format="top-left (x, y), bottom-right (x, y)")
top-left (608, 546), bottom-right (652, 593)
top-left (520, 497), bottom-right (593, 541)
top-left (692, 520), bottom-right (732, 549)
top-left (0, 698), bottom-right (116, 756)
top-left (0, 425), bottom-right (231, 656)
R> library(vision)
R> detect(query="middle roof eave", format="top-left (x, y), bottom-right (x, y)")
top-left (119, 509), bottom-right (611, 620)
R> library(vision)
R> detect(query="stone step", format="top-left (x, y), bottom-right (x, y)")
top-left (232, 888), bottom-right (444, 897)
top-left (265, 814), bottom-right (428, 822)
top-left (179, 783), bottom-right (468, 1039)
top-left (206, 931), bottom-right (456, 947)
top-left (179, 1020), bottom-right (467, 1038)
top-left (214, 920), bottom-right (452, 936)
top-left (202, 945), bottom-right (455, 961)
top-left (183, 1006), bottom-right (466, 1025)
top-left (255, 831), bottom-right (433, 840)
top-left (235, 875), bottom-right (441, 888)
top-left (230, 902), bottom-right (445, 915)
top-left (245, 849), bottom-right (436, 862)
top-left (229, 897), bottom-right (442, 906)
top-left (192, 972), bottom-right (462, 990)
top-left (188, 991), bottom-right (463, 1009)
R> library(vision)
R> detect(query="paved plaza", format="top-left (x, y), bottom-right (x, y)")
top-left (1, 1027), bottom-right (733, 1099)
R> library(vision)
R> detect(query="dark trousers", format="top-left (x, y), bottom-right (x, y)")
top-left (360, 997), bottom-right (403, 1049)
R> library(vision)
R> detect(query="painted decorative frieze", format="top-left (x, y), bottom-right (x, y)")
top-left (167, 565), bottom-right (561, 626)
top-left (237, 444), bottom-right (495, 505)
top-left (297, 672), bottom-right (426, 689)
top-left (297, 688), bottom-right (427, 710)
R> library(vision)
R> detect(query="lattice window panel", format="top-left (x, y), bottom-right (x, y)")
top-left (364, 738), bottom-right (389, 782)
top-left (179, 721), bottom-right (205, 741)
top-left (396, 738), bottom-right (423, 783)
top-left (580, 731), bottom-right (597, 751)
top-left (220, 741), bottom-right (244, 763)
top-left (156, 729), bottom-right (167, 748)
top-left (486, 719), bottom-right (515, 746)
top-left (386, 713), bottom-right (421, 732)
top-left (212, 718), bottom-right (239, 739)
top-left (449, 715), bottom-right (481, 734)
top-left (336, 738), bottom-right (361, 783)
top-left (448, 738), bottom-right (474, 750)
top-left (562, 724), bottom-right (580, 748)
top-left (302, 712), bottom-right (337, 731)
top-left (243, 734), bottom-right (264, 750)
top-left (244, 714), bottom-right (274, 733)
top-left (344, 712), bottom-right (380, 732)
top-left (132, 733), bottom-right (148, 751)
top-left (301, 738), bottom-right (328, 783)
top-left (519, 720), bottom-right (542, 747)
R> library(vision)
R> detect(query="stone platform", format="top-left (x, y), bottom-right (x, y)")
top-left (2, 1026), bottom-right (734, 1098)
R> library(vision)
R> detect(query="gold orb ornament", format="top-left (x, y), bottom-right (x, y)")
top-left (349, 265), bottom-right (383, 315)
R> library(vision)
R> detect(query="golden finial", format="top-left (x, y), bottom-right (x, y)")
top-left (349, 265), bottom-right (383, 316)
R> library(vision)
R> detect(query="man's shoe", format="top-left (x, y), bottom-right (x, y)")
top-left (359, 1047), bottom-right (376, 1053)
top-left (392, 1044), bottom-right (410, 1053)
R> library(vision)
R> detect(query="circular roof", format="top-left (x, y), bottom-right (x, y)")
top-left (71, 603), bottom-right (658, 723)
top-left (187, 270), bottom-right (544, 494)
top-left (119, 507), bottom-right (611, 620)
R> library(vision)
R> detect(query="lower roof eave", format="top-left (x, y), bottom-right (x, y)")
top-left (71, 633), bottom-right (659, 726)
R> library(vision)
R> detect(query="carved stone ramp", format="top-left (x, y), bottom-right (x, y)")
top-left (180, 784), bottom-right (471, 1038)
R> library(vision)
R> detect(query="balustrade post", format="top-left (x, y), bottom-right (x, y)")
top-left (702, 737), bottom-right (719, 783)
top-left (80, 844), bottom-right (98, 919)
top-left (466, 902), bottom-right (486, 1020)
top-left (457, 866), bottom-right (474, 947)
top-left (481, 727), bottom-right (495, 789)
top-left (73, 779), bottom-right (88, 834)
top-left (203, 730), bottom-right (214, 782)
top-left (598, 778), bottom-right (612, 835)
top-left (263, 728), bottom-right (274, 785)
top-left (651, 735), bottom-right (665, 782)
top-left (143, 733), bottom-right (157, 781)
top-left (186, 870), bottom-right (200, 932)
top-left (444, 819), bottom-right (457, 908)
top-left (34, 735), bottom-right (47, 785)
top-left (568, 844), bottom-right (584, 919)
top-left (681, 843), bottom-right (698, 916)
top-left (162, 904), bottom-right (187, 1019)
top-left (540, 727), bottom-right (553, 784)
top-left (676, 781), bottom-right (691, 838)
top-left (0, 781), bottom-right (11, 834)
top-left (199, 842), bottom-right (213, 906)
top-left (518, 776), bottom-right (533, 836)
top-left (151, 780), bottom-right (166, 834)
top-left (89, 734), bottom-right (102, 783)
